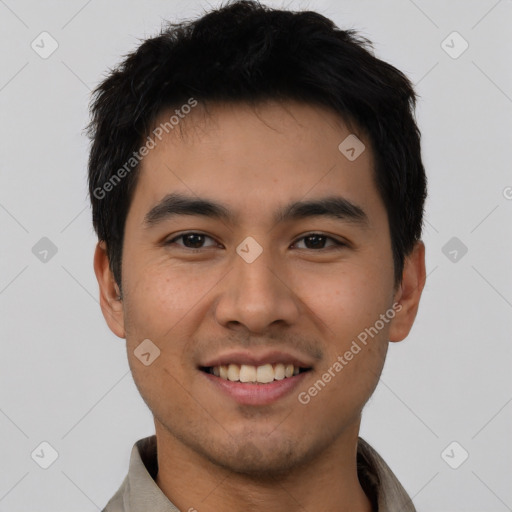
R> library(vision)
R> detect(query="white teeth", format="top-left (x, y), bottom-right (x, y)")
top-left (274, 363), bottom-right (285, 380)
top-left (239, 364), bottom-right (256, 382)
top-left (256, 364), bottom-right (274, 384)
top-left (210, 363), bottom-right (306, 383)
top-left (227, 364), bottom-right (240, 381)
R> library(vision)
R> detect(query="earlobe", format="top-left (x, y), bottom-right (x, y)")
top-left (93, 241), bottom-right (126, 339)
top-left (388, 241), bottom-right (426, 343)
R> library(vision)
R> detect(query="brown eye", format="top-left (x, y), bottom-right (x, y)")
top-left (293, 234), bottom-right (345, 250)
top-left (167, 232), bottom-right (218, 249)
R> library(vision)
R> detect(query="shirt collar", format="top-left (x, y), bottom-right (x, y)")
top-left (103, 435), bottom-right (416, 512)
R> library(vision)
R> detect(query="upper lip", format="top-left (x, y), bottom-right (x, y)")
top-left (200, 349), bottom-right (315, 369)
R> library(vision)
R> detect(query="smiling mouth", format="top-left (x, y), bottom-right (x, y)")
top-left (200, 363), bottom-right (312, 384)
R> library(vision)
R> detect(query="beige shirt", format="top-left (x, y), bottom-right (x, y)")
top-left (102, 435), bottom-right (416, 512)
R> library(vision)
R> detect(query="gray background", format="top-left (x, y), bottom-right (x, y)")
top-left (1, 0), bottom-right (511, 510)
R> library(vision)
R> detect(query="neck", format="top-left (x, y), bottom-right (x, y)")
top-left (154, 422), bottom-right (373, 512)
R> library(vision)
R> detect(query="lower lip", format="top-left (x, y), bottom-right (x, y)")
top-left (201, 370), bottom-right (310, 406)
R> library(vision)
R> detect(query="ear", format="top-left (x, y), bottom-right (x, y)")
top-left (388, 241), bottom-right (426, 342)
top-left (93, 241), bottom-right (126, 339)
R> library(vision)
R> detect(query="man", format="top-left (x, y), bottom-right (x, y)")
top-left (89, 1), bottom-right (427, 510)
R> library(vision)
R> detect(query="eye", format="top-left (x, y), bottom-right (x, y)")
top-left (292, 233), bottom-right (345, 250)
top-left (164, 231), bottom-right (346, 251)
top-left (166, 232), bottom-right (219, 250)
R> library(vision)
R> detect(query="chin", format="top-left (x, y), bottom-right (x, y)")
top-left (202, 436), bottom-right (318, 480)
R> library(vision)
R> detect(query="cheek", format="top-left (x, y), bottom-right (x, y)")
top-left (122, 259), bottom-right (212, 339)
top-left (121, 268), bottom-right (195, 408)
top-left (122, 261), bottom-right (220, 389)
top-left (301, 263), bottom-right (392, 401)
top-left (305, 264), bottom-right (393, 341)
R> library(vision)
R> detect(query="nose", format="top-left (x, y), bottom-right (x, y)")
top-left (214, 241), bottom-right (301, 334)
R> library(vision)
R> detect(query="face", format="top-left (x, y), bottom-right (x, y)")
top-left (96, 100), bottom-right (425, 476)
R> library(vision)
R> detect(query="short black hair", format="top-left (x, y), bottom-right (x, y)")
top-left (87, 0), bottom-right (426, 290)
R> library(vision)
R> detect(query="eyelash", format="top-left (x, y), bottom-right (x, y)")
top-left (165, 232), bottom-right (347, 251)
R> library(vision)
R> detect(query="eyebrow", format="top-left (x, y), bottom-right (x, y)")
top-left (143, 192), bottom-right (369, 229)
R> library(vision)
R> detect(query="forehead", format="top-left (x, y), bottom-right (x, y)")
top-left (146, 100), bottom-right (370, 166)
top-left (129, 100), bottom-right (382, 226)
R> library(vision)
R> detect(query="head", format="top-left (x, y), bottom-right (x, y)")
top-left (90, 0), bottom-right (426, 477)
